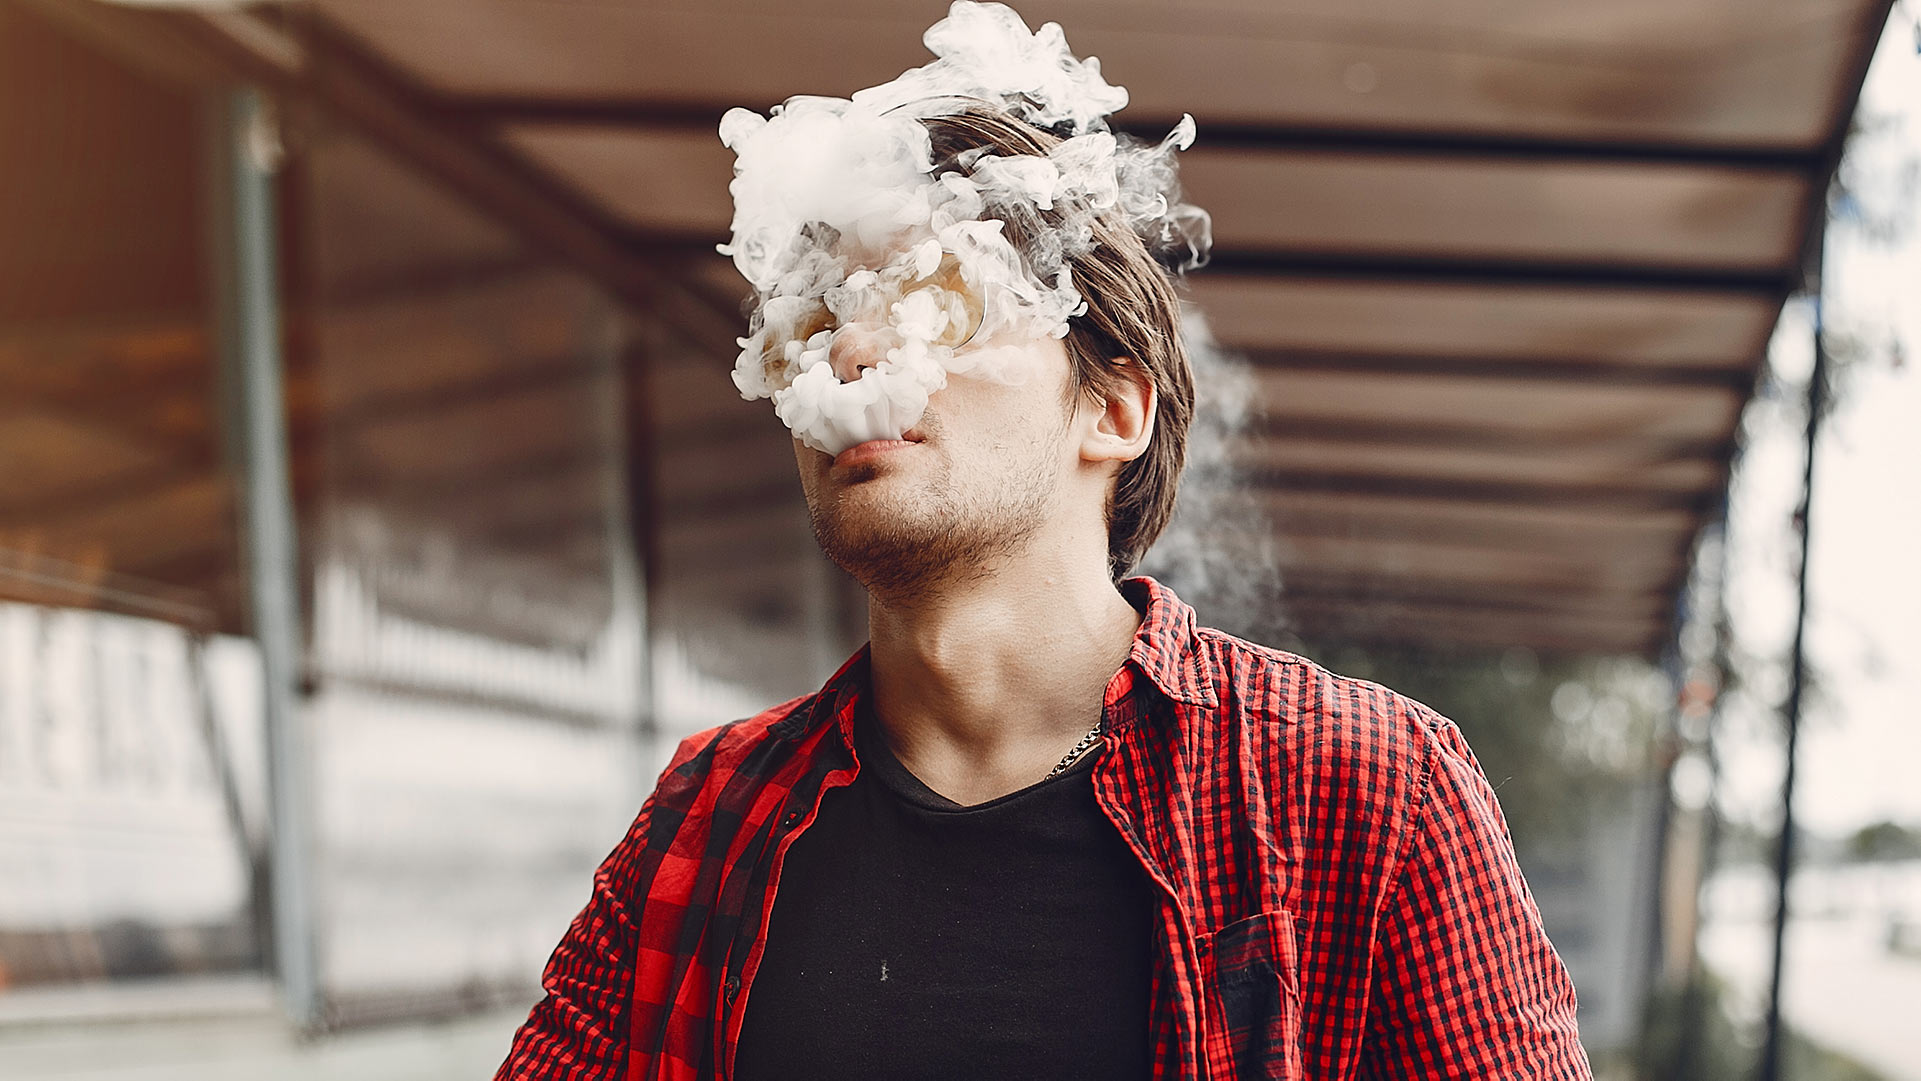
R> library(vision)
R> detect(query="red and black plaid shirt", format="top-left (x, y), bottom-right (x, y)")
top-left (499, 577), bottom-right (1590, 1080)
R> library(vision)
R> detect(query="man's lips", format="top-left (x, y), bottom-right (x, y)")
top-left (832, 434), bottom-right (923, 468)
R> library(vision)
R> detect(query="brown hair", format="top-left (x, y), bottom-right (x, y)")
top-left (922, 106), bottom-right (1195, 579)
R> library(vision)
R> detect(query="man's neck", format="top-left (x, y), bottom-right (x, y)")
top-left (864, 550), bottom-right (1142, 806)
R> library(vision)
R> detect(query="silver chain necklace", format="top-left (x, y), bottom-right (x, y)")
top-left (1044, 719), bottom-right (1105, 779)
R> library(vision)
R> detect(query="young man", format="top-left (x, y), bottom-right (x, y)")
top-left (499, 5), bottom-right (1589, 1078)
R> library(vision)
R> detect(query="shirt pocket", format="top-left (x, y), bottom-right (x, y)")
top-left (1198, 909), bottom-right (1303, 1080)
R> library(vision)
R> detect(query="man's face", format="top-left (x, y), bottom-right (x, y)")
top-left (793, 325), bottom-right (1084, 596)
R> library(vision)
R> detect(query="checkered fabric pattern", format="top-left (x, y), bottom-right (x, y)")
top-left (497, 577), bottom-right (1591, 1080)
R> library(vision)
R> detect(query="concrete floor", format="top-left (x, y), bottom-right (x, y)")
top-left (0, 980), bottom-right (525, 1081)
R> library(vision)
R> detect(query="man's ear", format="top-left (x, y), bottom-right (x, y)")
top-left (1079, 360), bottom-right (1156, 466)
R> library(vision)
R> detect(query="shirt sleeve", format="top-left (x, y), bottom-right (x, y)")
top-left (495, 734), bottom-right (712, 1080)
top-left (1357, 721), bottom-right (1593, 1080)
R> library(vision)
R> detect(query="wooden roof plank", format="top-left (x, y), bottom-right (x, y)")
top-left (312, 0), bottom-right (1876, 146)
top-left (1249, 366), bottom-right (1745, 439)
top-left (1240, 435), bottom-right (1725, 491)
top-left (1190, 275), bottom-right (1779, 363)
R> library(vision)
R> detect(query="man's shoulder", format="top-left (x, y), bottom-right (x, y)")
top-left (1189, 622), bottom-right (1456, 766)
top-left (1187, 624), bottom-right (1474, 865)
top-left (650, 692), bottom-right (824, 802)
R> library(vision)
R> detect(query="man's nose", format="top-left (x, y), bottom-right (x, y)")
top-left (828, 324), bottom-right (889, 383)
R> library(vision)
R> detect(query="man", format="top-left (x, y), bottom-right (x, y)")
top-left (499, 5), bottom-right (1589, 1078)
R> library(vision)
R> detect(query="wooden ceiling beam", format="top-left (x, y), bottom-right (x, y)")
top-left (325, 352), bottom-right (607, 433)
top-left (1257, 495), bottom-right (1699, 564)
top-left (0, 309), bottom-right (204, 356)
top-left (1277, 574), bottom-right (1671, 621)
top-left (1260, 488), bottom-right (1696, 537)
top-left (24, 0), bottom-right (742, 357)
top-left (445, 96), bottom-right (1829, 174)
top-left (0, 463), bottom-right (226, 529)
top-left (332, 444), bottom-right (601, 501)
top-left (1204, 248), bottom-right (1795, 294)
top-left (1244, 469), bottom-right (1714, 512)
top-left (1273, 539), bottom-right (1677, 581)
top-left (1251, 413), bottom-right (1731, 458)
top-left (1239, 349), bottom-right (1753, 390)
top-left (1238, 437), bottom-right (1725, 493)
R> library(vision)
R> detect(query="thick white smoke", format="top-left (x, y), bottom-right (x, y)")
top-left (719, 1), bottom-right (1210, 454)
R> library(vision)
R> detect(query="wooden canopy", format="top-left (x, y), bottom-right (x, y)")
top-left (0, 4), bottom-right (238, 629)
top-left (2, 0), bottom-right (1896, 658)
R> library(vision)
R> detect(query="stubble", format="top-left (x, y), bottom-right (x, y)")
top-left (806, 429), bottom-right (1061, 599)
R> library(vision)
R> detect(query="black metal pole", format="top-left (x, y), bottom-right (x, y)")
top-left (1756, 233), bottom-right (1828, 1081)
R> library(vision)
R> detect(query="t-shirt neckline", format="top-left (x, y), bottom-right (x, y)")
top-left (852, 696), bottom-right (1102, 813)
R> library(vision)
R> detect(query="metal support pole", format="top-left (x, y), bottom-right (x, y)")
top-left (1677, 522), bottom-right (1735, 1081)
top-left (1756, 241), bottom-right (1828, 1081)
top-left (219, 87), bottom-right (319, 1031)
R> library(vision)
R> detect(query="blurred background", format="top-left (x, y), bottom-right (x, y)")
top-left (0, 1), bottom-right (1915, 1078)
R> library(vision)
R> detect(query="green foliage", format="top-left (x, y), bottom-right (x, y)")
top-left (1846, 819), bottom-right (1921, 862)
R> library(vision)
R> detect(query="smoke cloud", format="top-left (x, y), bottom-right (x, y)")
top-left (1138, 314), bottom-right (1284, 639)
top-left (719, 1), bottom-right (1211, 454)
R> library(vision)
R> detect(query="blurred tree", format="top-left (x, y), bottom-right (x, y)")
top-left (1845, 819), bottom-right (1921, 862)
top-left (1296, 643), bottom-right (1664, 856)
top-left (1639, 971), bottom-right (1893, 1081)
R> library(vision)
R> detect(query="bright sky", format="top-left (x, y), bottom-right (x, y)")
top-left (1720, 13), bottom-right (1921, 836)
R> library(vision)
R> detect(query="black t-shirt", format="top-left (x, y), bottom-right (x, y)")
top-left (732, 703), bottom-right (1158, 1081)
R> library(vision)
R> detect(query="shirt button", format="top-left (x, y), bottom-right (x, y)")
top-left (782, 811), bottom-right (802, 829)
top-left (724, 975), bottom-right (741, 1002)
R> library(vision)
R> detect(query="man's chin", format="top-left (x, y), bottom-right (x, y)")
top-left (807, 498), bottom-right (910, 557)
top-left (808, 504), bottom-right (960, 594)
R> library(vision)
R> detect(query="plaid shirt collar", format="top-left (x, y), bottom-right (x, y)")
top-left (1116, 575), bottom-right (1221, 710)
